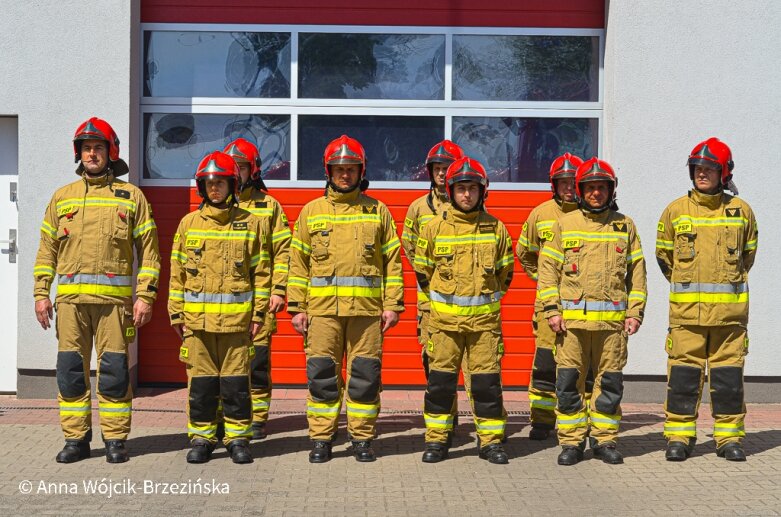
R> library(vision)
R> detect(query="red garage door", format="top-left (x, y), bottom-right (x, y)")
top-left (137, 0), bottom-right (604, 387)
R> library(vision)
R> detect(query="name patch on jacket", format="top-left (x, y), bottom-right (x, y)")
top-left (363, 205), bottom-right (378, 215)
top-left (255, 201), bottom-right (268, 208)
top-left (726, 208), bottom-right (741, 217)
top-left (612, 222), bottom-right (626, 232)
top-left (233, 221), bottom-right (248, 230)
top-left (479, 223), bottom-right (495, 233)
top-left (114, 189), bottom-right (130, 199)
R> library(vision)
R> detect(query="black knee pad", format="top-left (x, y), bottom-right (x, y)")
top-left (97, 351), bottom-right (129, 398)
top-left (306, 356), bottom-right (339, 402)
top-left (56, 351), bottom-right (87, 398)
top-left (710, 366), bottom-right (744, 415)
top-left (424, 369), bottom-right (457, 414)
top-left (189, 376), bottom-right (220, 422)
top-left (221, 375), bottom-right (252, 421)
top-left (531, 348), bottom-right (556, 393)
top-left (585, 366), bottom-right (595, 394)
top-left (348, 356), bottom-right (381, 403)
top-left (470, 372), bottom-right (504, 419)
top-left (595, 371), bottom-right (624, 415)
top-left (667, 365), bottom-right (702, 416)
top-left (555, 368), bottom-right (582, 413)
top-left (250, 346), bottom-right (271, 389)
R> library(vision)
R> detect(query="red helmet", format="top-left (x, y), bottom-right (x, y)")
top-left (195, 151), bottom-right (240, 202)
top-left (688, 137), bottom-right (734, 185)
top-left (73, 117), bottom-right (121, 163)
top-left (323, 135), bottom-right (366, 179)
top-left (426, 140), bottom-right (463, 169)
top-left (575, 157), bottom-right (617, 200)
top-left (549, 153), bottom-right (583, 191)
top-left (223, 138), bottom-right (262, 179)
top-left (445, 156), bottom-right (489, 201)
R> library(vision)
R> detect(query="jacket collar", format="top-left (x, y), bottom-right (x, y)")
top-left (326, 185), bottom-right (360, 204)
top-left (689, 188), bottom-right (723, 210)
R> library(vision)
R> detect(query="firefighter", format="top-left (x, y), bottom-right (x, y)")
top-left (287, 135), bottom-right (404, 463)
top-left (223, 138), bottom-right (291, 440)
top-left (537, 158), bottom-right (647, 465)
top-left (517, 153), bottom-right (584, 440)
top-left (415, 157), bottom-right (515, 464)
top-left (656, 138), bottom-right (757, 462)
top-left (33, 117), bottom-right (161, 463)
top-left (169, 151), bottom-right (270, 464)
top-left (401, 140), bottom-right (465, 441)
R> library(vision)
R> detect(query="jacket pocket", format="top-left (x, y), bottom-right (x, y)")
top-left (434, 264), bottom-right (456, 295)
top-left (478, 244), bottom-right (499, 294)
top-left (720, 226), bottom-right (743, 282)
top-left (672, 226), bottom-right (696, 282)
top-left (309, 223), bottom-right (333, 265)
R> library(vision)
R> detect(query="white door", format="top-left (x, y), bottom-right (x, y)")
top-left (0, 117), bottom-right (19, 392)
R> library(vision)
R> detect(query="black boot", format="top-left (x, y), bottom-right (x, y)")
top-left (592, 441), bottom-right (623, 464)
top-left (55, 439), bottom-right (91, 463)
top-left (529, 425), bottom-right (552, 441)
top-left (421, 442), bottom-right (448, 463)
top-left (666, 438), bottom-right (696, 462)
top-left (227, 439), bottom-right (253, 464)
top-left (557, 446), bottom-right (584, 466)
top-left (309, 441), bottom-right (332, 464)
top-left (479, 443), bottom-right (509, 464)
top-left (352, 440), bottom-right (376, 462)
top-left (717, 442), bottom-right (746, 462)
top-left (251, 421), bottom-right (267, 440)
top-left (105, 440), bottom-right (129, 463)
top-left (186, 439), bottom-right (215, 464)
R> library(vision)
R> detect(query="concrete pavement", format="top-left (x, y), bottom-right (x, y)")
top-left (1, 389), bottom-right (780, 516)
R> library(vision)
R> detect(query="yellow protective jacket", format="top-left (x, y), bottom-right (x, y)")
top-left (34, 170), bottom-right (160, 304)
top-left (414, 207), bottom-right (514, 333)
top-left (537, 208), bottom-right (647, 330)
top-left (656, 189), bottom-right (758, 326)
top-left (168, 203), bottom-right (270, 333)
top-left (238, 187), bottom-right (291, 335)
top-left (401, 189), bottom-right (449, 311)
top-left (516, 197), bottom-right (579, 313)
top-left (287, 186), bottom-right (404, 316)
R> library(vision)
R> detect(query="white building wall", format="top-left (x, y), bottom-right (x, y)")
top-left (604, 0), bottom-right (781, 375)
top-left (0, 1), bottom-right (139, 381)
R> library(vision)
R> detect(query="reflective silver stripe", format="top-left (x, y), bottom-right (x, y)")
top-left (58, 274), bottom-right (132, 286)
top-left (671, 282), bottom-right (748, 294)
top-left (561, 299), bottom-right (627, 311)
top-left (310, 276), bottom-right (381, 288)
top-left (184, 291), bottom-right (253, 303)
top-left (430, 291), bottom-right (502, 307)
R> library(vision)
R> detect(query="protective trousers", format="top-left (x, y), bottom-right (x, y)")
top-left (56, 302), bottom-right (134, 441)
top-left (181, 330), bottom-right (252, 445)
top-left (555, 328), bottom-right (627, 447)
top-left (419, 309), bottom-right (469, 420)
top-left (664, 324), bottom-right (747, 448)
top-left (529, 313), bottom-right (594, 429)
top-left (305, 316), bottom-right (382, 441)
top-left (424, 329), bottom-right (505, 447)
top-left (249, 314), bottom-right (276, 424)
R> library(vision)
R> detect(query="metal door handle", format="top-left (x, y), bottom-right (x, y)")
top-left (0, 229), bottom-right (17, 263)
